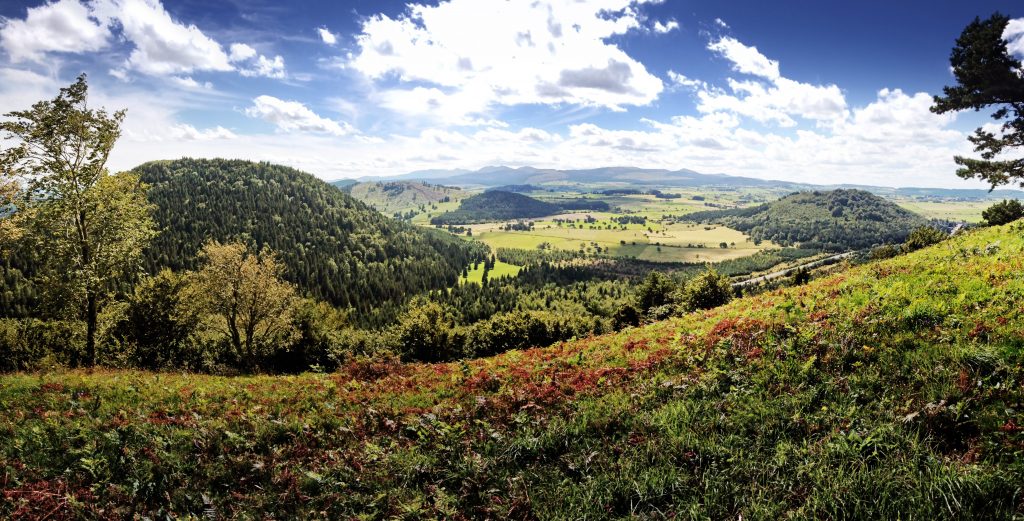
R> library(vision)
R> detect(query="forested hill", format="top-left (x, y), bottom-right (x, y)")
top-left (430, 190), bottom-right (609, 225)
top-left (136, 159), bottom-right (486, 315)
top-left (683, 189), bottom-right (928, 250)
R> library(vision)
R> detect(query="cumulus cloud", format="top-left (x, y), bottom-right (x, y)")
top-left (652, 19), bottom-right (679, 34)
top-left (98, 0), bottom-right (233, 76)
top-left (679, 36), bottom-right (847, 127)
top-left (1004, 18), bottom-right (1024, 58)
top-left (347, 0), bottom-right (665, 122)
top-left (708, 37), bottom-right (779, 79)
top-left (317, 26), bottom-right (337, 45)
top-left (229, 42), bottom-right (257, 62)
top-left (1, 0), bottom-right (287, 83)
top-left (239, 54), bottom-right (285, 79)
top-left (0, 0), bottom-right (110, 63)
top-left (245, 95), bottom-right (355, 136)
top-left (170, 123), bottom-right (236, 140)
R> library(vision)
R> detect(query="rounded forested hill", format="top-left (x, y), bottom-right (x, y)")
top-left (430, 190), bottom-right (608, 225)
top-left (683, 189), bottom-right (928, 251)
top-left (136, 159), bottom-right (486, 314)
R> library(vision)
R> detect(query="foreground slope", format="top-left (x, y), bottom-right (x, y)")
top-left (2, 224), bottom-right (1023, 518)
top-left (136, 158), bottom-right (484, 315)
top-left (685, 189), bottom-right (928, 250)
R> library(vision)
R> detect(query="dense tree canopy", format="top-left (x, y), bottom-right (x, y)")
top-left (135, 158), bottom-right (487, 325)
top-left (431, 190), bottom-right (608, 225)
top-left (683, 189), bottom-right (927, 251)
top-left (932, 13), bottom-right (1024, 188)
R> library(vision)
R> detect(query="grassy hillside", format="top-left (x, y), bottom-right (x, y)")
top-left (136, 159), bottom-right (486, 318)
top-left (685, 189), bottom-right (928, 251)
top-left (347, 180), bottom-right (468, 219)
top-left (431, 190), bottom-right (609, 225)
top-left (2, 224), bottom-right (1023, 518)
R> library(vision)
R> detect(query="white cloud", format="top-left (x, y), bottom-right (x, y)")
top-left (99, 0), bottom-right (233, 76)
top-left (714, 18), bottom-right (729, 29)
top-left (229, 42), bottom-right (257, 62)
top-left (317, 26), bottom-right (337, 45)
top-left (168, 75), bottom-right (211, 90)
top-left (708, 36), bottom-right (779, 80)
top-left (652, 19), bottom-right (679, 34)
top-left (170, 123), bottom-right (236, 140)
top-left (1, 0), bottom-right (288, 83)
top-left (348, 0), bottom-right (665, 122)
top-left (682, 36), bottom-right (847, 127)
top-left (245, 95), bottom-right (355, 136)
top-left (1004, 17), bottom-right (1024, 58)
top-left (0, 0), bottom-right (111, 63)
top-left (239, 54), bottom-right (285, 79)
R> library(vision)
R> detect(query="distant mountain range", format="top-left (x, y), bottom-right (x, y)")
top-left (334, 165), bottom-right (1024, 200)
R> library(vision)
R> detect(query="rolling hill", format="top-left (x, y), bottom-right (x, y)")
top-left (429, 190), bottom-right (609, 225)
top-left (375, 165), bottom-right (1024, 201)
top-left (135, 159), bottom-right (486, 318)
top-left (3, 223), bottom-right (1021, 517)
top-left (344, 180), bottom-right (468, 219)
top-left (683, 189), bottom-right (929, 251)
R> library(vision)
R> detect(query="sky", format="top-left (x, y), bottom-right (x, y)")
top-left (0, 0), bottom-right (1022, 187)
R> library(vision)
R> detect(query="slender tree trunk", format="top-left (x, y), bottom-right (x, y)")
top-left (86, 290), bottom-right (97, 366)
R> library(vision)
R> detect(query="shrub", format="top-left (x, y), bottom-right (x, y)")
top-left (634, 271), bottom-right (677, 314)
top-left (678, 269), bottom-right (733, 312)
top-left (870, 244), bottom-right (900, 260)
top-left (903, 226), bottom-right (947, 252)
top-left (981, 199), bottom-right (1023, 226)
top-left (0, 318), bottom-right (82, 371)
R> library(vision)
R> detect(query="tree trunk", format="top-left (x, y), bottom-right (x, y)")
top-left (86, 290), bottom-right (97, 366)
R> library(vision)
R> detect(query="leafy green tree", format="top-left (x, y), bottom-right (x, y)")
top-left (982, 198), bottom-right (1023, 225)
top-left (118, 269), bottom-right (201, 370)
top-left (394, 297), bottom-right (463, 362)
top-left (678, 269), bottom-right (733, 312)
top-left (903, 226), bottom-right (948, 252)
top-left (932, 13), bottom-right (1024, 188)
top-left (0, 74), bottom-right (156, 365)
top-left (189, 241), bottom-right (299, 370)
top-left (634, 271), bottom-right (677, 314)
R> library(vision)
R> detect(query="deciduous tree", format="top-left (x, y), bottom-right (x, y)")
top-left (0, 74), bottom-right (155, 365)
top-left (190, 241), bottom-right (299, 370)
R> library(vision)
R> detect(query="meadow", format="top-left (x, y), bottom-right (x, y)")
top-left (3, 223), bottom-right (1022, 518)
top-left (894, 198), bottom-right (990, 223)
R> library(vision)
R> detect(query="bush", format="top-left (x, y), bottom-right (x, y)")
top-left (870, 244), bottom-right (900, 260)
top-left (394, 298), bottom-right (465, 362)
top-left (903, 226), bottom-right (947, 252)
top-left (112, 269), bottom-right (203, 370)
top-left (982, 199), bottom-right (1023, 226)
top-left (0, 318), bottom-right (83, 371)
top-left (678, 269), bottom-right (733, 312)
top-left (634, 271), bottom-right (677, 314)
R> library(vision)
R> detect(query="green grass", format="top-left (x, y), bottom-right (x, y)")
top-left (460, 259), bottom-right (522, 284)
top-left (3, 224), bottom-right (1024, 518)
top-left (468, 217), bottom-right (771, 263)
top-left (895, 199), bottom-right (990, 223)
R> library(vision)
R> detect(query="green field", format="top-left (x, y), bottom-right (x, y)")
top-left (465, 212), bottom-right (771, 263)
top-left (460, 259), bottom-right (522, 284)
top-left (895, 199), bottom-right (990, 222)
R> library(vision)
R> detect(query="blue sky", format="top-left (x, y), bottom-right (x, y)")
top-left (0, 0), bottom-right (1021, 187)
